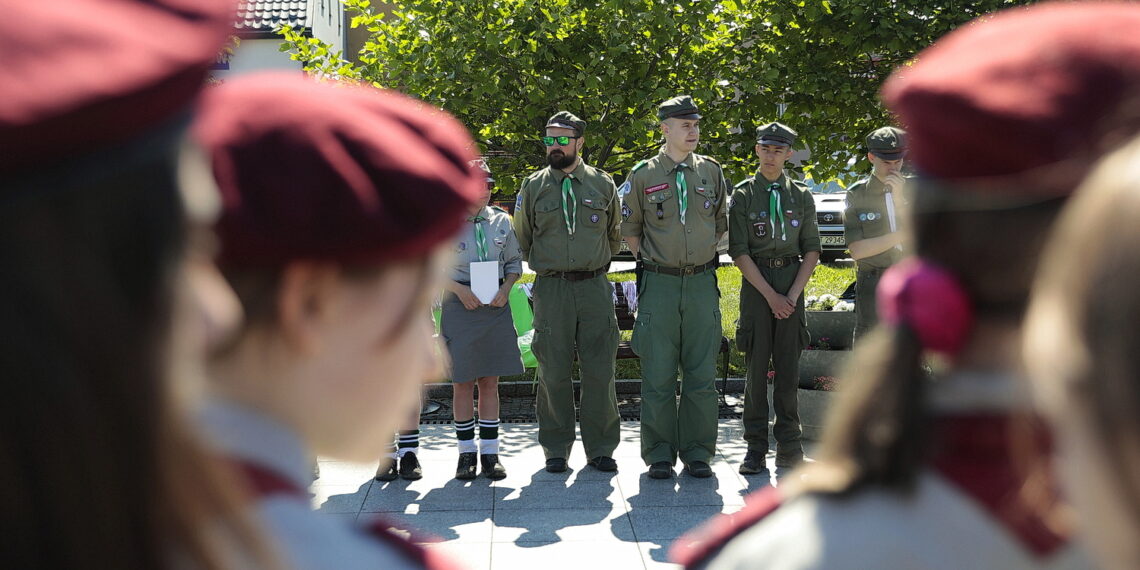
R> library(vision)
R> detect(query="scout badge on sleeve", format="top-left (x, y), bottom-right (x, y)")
top-left (618, 180), bottom-right (631, 197)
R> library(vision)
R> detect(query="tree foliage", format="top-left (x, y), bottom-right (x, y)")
top-left (284, 0), bottom-right (1034, 195)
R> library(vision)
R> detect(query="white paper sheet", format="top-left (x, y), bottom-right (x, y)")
top-left (470, 261), bottom-right (500, 305)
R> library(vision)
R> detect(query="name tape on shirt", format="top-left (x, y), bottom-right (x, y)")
top-left (644, 183), bottom-right (670, 195)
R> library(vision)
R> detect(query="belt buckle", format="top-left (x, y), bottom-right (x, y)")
top-left (772, 258), bottom-right (785, 268)
top-left (682, 265), bottom-right (695, 275)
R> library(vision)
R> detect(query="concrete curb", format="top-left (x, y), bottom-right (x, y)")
top-left (422, 378), bottom-right (749, 398)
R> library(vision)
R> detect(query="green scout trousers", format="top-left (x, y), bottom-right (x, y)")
top-left (632, 270), bottom-right (721, 465)
top-left (736, 263), bottom-right (809, 454)
top-left (854, 266), bottom-right (885, 344)
top-left (531, 274), bottom-right (620, 460)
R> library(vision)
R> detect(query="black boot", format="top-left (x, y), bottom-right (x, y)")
top-left (480, 454), bottom-right (506, 480)
top-left (456, 452), bottom-right (477, 480)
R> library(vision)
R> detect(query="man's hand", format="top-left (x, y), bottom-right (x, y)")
top-left (884, 172), bottom-right (906, 193)
top-left (489, 285), bottom-right (510, 308)
top-left (765, 292), bottom-right (796, 320)
top-left (456, 286), bottom-right (482, 310)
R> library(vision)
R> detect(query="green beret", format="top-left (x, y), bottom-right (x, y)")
top-left (657, 95), bottom-right (702, 121)
top-left (756, 122), bottom-right (797, 147)
top-left (546, 111), bottom-right (586, 135)
top-left (865, 126), bottom-right (906, 159)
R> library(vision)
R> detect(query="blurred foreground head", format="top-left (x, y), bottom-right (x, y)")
top-left (1025, 135), bottom-right (1140, 569)
top-left (195, 73), bottom-right (482, 461)
top-left (816, 1), bottom-right (1140, 495)
top-left (0, 0), bottom-right (276, 568)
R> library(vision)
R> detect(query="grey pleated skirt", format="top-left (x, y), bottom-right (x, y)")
top-left (440, 293), bottom-right (524, 383)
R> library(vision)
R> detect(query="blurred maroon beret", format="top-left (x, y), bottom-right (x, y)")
top-left (883, 2), bottom-right (1140, 194)
top-left (0, 0), bottom-right (235, 174)
top-left (194, 73), bottom-right (483, 267)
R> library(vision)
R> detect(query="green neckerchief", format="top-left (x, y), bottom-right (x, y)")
top-left (767, 183), bottom-right (786, 241)
top-left (676, 163), bottom-right (689, 224)
top-left (471, 214), bottom-right (488, 261)
top-left (561, 175), bottom-right (577, 235)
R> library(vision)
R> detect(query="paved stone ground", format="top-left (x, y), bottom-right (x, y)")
top-left (314, 421), bottom-right (814, 570)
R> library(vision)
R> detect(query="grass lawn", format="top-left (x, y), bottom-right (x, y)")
top-left (500, 261), bottom-right (855, 381)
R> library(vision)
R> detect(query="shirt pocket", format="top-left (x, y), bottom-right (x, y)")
top-left (857, 208), bottom-right (890, 235)
top-left (644, 188), bottom-right (675, 224)
top-left (535, 198), bottom-right (563, 232)
top-left (693, 186), bottom-right (719, 216)
top-left (580, 192), bottom-right (610, 226)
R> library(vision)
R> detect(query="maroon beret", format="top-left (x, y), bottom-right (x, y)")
top-left (0, 0), bottom-right (235, 174)
top-left (194, 73), bottom-right (483, 267)
top-left (882, 2), bottom-right (1140, 193)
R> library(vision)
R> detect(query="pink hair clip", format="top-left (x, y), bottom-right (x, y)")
top-left (877, 257), bottom-right (974, 356)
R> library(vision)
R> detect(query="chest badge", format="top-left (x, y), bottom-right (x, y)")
top-left (760, 211), bottom-right (769, 219)
top-left (791, 219), bottom-right (800, 228)
top-left (458, 242), bottom-right (467, 251)
top-left (703, 200), bottom-right (711, 209)
top-left (589, 213), bottom-right (600, 223)
top-left (622, 204), bottom-right (632, 219)
top-left (645, 183), bottom-right (670, 194)
top-left (753, 222), bottom-right (767, 237)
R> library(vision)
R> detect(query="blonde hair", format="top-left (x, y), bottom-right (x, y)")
top-left (1025, 136), bottom-right (1140, 569)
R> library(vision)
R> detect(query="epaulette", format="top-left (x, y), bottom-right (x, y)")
top-left (734, 178), bottom-right (753, 188)
top-left (490, 205), bottom-right (509, 214)
top-left (629, 160), bottom-right (649, 173)
top-left (699, 154), bottom-right (721, 166)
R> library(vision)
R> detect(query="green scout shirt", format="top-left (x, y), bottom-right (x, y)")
top-left (727, 171), bottom-right (821, 259)
top-left (620, 147), bottom-right (728, 267)
top-left (512, 160), bottom-right (621, 274)
top-left (449, 206), bottom-right (523, 282)
top-left (842, 175), bottom-right (906, 270)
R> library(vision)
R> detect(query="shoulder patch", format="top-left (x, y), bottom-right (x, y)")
top-left (514, 192), bottom-right (523, 211)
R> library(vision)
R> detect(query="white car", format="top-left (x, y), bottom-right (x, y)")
top-left (807, 178), bottom-right (849, 262)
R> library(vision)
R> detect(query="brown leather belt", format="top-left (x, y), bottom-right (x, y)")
top-left (544, 265), bottom-right (608, 281)
top-left (641, 258), bottom-right (719, 276)
top-left (754, 255), bottom-right (801, 269)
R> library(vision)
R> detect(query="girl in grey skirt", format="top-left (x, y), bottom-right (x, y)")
top-left (443, 161), bottom-right (524, 480)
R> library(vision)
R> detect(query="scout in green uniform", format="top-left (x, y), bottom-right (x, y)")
top-left (621, 95), bottom-right (728, 479)
top-left (843, 126), bottom-right (909, 343)
top-left (512, 111), bottom-right (622, 473)
top-left (731, 122), bottom-right (821, 475)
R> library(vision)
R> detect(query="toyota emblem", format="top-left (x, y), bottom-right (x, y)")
top-left (823, 214), bottom-right (834, 222)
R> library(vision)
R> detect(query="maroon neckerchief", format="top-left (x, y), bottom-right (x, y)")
top-left (232, 459), bottom-right (464, 570)
top-left (928, 413), bottom-right (1066, 557)
top-left (671, 414), bottom-right (1067, 568)
top-left (669, 485), bottom-right (784, 568)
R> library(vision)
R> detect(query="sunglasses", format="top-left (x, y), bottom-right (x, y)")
top-left (542, 136), bottom-right (580, 146)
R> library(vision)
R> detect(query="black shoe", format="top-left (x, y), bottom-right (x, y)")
top-left (545, 458), bottom-right (568, 473)
top-left (775, 452), bottom-right (804, 469)
top-left (647, 461), bottom-right (673, 479)
top-left (456, 452), bottom-right (478, 480)
top-left (480, 454), bottom-right (506, 480)
top-left (375, 460), bottom-right (398, 482)
top-left (399, 452), bottom-right (423, 480)
top-left (684, 461), bottom-right (713, 478)
top-left (587, 456), bottom-right (617, 472)
top-left (739, 450), bottom-right (767, 475)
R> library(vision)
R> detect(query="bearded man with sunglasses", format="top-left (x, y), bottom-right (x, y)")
top-left (512, 111), bottom-right (622, 473)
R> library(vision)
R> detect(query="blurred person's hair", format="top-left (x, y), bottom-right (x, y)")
top-left (0, 125), bottom-right (276, 568)
top-left (1024, 135), bottom-right (1140, 569)
top-left (793, 190), bottom-right (1065, 496)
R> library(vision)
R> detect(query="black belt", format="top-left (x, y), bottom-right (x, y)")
top-left (753, 255), bottom-right (801, 269)
top-left (544, 265), bottom-right (608, 281)
top-left (455, 278), bottom-right (505, 286)
top-left (641, 258), bottom-right (718, 276)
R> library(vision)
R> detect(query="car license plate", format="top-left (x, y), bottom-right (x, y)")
top-left (821, 235), bottom-right (844, 245)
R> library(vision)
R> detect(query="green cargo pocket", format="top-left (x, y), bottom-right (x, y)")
top-left (531, 327), bottom-right (550, 362)
top-left (631, 312), bottom-right (651, 357)
top-left (735, 322), bottom-right (752, 355)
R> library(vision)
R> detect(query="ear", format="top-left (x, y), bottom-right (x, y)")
top-left (576, 135), bottom-right (586, 151)
top-left (276, 261), bottom-right (341, 355)
top-left (660, 122), bottom-right (669, 136)
top-left (755, 143), bottom-right (763, 157)
top-left (866, 152), bottom-right (876, 163)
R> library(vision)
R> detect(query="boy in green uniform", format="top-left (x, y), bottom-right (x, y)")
top-left (512, 111), bottom-right (622, 473)
top-left (731, 122), bottom-right (821, 475)
top-left (621, 95), bottom-right (728, 479)
top-left (843, 126), bottom-right (909, 342)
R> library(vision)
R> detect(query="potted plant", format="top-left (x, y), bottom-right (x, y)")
top-left (800, 375), bottom-right (840, 440)
top-left (805, 294), bottom-right (856, 350)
